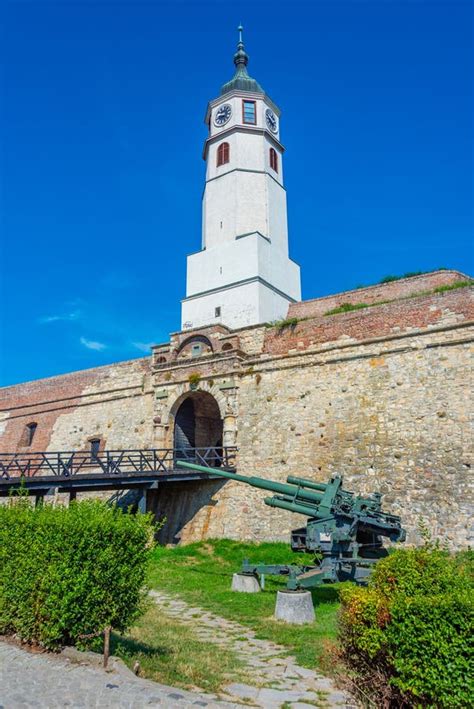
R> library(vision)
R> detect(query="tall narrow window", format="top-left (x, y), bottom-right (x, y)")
top-left (217, 142), bottom-right (230, 166)
top-left (22, 422), bottom-right (37, 447)
top-left (90, 438), bottom-right (101, 459)
top-left (269, 147), bottom-right (278, 173)
top-left (242, 100), bottom-right (256, 125)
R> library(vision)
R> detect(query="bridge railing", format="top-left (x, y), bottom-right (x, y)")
top-left (0, 447), bottom-right (237, 481)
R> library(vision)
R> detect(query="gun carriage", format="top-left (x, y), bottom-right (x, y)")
top-left (177, 461), bottom-right (406, 590)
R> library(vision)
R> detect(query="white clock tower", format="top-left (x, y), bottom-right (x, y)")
top-left (181, 27), bottom-right (301, 330)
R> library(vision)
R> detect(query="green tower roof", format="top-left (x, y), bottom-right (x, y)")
top-left (220, 26), bottom-right (264, 96)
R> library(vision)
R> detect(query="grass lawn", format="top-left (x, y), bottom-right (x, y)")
top-left (111, 603), bottom-right (250, 694)
top-left (147, 539), bottom-right (341, 672)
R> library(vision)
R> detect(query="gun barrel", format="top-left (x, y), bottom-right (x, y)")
top-left (286, 476), bottom-right (327, 493)
top-left (264, 496), bottom-right (319, 518)
top-left (176, 461), bottom-right (324, 504)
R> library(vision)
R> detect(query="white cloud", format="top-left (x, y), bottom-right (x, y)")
top-left (38, 310), bottom-right (81, 324)
top-left (80, 337), bottom-right (107, 351)
top-left (131, 341), bottom-right (154, 353)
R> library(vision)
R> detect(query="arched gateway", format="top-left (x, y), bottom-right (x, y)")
top-left (173, 391), bottom-right (223, 465)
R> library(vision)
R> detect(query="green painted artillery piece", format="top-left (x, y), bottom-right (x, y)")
top-left (177, 461), bottom-right (406, 590)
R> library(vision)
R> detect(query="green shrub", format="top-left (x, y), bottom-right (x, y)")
top-left (338, 545), bottom-right (474, 707)
top-left (0, 499), bottom-right (155, 650)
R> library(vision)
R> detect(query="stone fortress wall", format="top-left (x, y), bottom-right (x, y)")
top-left (1, 271), bottom-right (472, 548)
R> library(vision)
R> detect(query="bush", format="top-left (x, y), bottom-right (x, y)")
top-left (0, 498), bottom-right (155, 650)
top-left (338, 545), bottom-right (474, 707)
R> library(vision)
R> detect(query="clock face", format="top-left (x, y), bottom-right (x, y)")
top-left (214, 104), bottom-right (232, 127)
top-left (265, 108), bottom-right (278, 133)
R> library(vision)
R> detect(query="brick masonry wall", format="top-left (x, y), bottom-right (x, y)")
top-left (265, 288), bottom-right (473, 355)
top-left (288, 269), bottom-right (470, 320)
top-left (0, 358), bottom-right (153, 453)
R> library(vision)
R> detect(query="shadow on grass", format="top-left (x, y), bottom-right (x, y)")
top-left (110, 631), bottom-right (169, 662)
top-left (312, 585), bottom-right (340, 605)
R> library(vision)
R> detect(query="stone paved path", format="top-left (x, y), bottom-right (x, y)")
top-left (0, 641), bottom-right (239, 709)
top-left (149, 590), bottom-right (355, 708)
top-left (0, 596), bottom-right (355, 709)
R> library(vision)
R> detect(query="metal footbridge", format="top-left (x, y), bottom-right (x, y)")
top-left (0, 447), bottom-right (237, 499)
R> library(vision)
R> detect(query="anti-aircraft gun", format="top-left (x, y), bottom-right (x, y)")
top-left (177, 461), bottom-right (406, 590)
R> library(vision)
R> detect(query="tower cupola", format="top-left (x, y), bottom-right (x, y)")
top-left (220, 26), bottom-right (264, 96)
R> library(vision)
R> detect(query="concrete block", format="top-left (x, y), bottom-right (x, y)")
top-left (274, 590), bottom-right (315, 624)
top-left (231, 573), bottom-right (261, 593)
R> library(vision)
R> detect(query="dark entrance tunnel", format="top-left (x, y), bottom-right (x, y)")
top-left (173, 391), bottom-right (223, 461)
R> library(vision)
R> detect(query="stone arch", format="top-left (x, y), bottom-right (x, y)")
top-left (161, 382), bottom-right (237, 451)
top-left (164, 382), bottom-right (229, 423)
top-left (172, 390), bottom-right (223, 465)
top-left (176, 335), bottom-right (213, 356)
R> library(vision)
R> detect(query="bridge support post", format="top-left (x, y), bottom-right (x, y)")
top-left (69, 490), bottom-right (77, 504)
top-left (35, 495), bottom-right (44, 508)
top-left (138, 489), bottom-right (147, 514)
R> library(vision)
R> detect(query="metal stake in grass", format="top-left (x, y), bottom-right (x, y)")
top-left (103, 626), bottom-right (111, 668)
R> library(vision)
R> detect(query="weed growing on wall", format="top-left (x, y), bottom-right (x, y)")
top-left (188, 372), bottom-right (201, 388)
top-left (265, 317), bottom-right (299, 332)
top-left (0, 499), bottom-right (155, 650)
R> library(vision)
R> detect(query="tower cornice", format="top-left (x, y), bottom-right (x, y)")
top-left (202, 124), bottom-right (285, 161)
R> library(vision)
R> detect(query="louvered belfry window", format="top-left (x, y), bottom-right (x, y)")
top-left (217, 142), bottom-right (230, 166)
top-left (269, 147), bottom-right (278, 173)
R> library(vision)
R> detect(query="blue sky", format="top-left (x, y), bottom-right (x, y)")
top-left (1, 0), bottom-right (472, 386)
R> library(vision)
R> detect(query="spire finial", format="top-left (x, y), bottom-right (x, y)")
top-left (234, 23), bottom-right (248, 68)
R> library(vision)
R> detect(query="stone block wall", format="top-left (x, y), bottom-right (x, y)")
top-left (227, 328), bottom-right (472, 548)
top-left (1, 282), bottom-right (472, 551)
top-left (171, 287), bottom-right (473, 549)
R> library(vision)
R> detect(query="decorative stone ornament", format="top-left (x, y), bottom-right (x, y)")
top-left (274, 590), bottom-right (315, 625)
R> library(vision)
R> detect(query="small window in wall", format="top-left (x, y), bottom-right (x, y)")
top-left (269, 147), bottom-right (278, 173)
top-left (191, 343), bottom-right (202, 357)
top-left (215, 306), bottom-right (221, 317)
top-left (22, 422), bottom-right (37, 447)
top-left (242, 100), bottom-right (256, 125)
top-left (90, 438), bottom-right (101, 458)
top-left (217, 142), bottom-right (230, 166)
